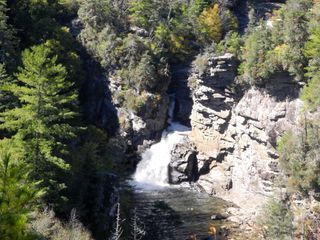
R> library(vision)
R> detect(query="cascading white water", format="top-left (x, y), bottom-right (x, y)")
top-left (133, 97), bottom-right (190, 187)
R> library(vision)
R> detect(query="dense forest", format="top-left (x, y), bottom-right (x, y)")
top-left (1, 0), bottom-right (320, 239)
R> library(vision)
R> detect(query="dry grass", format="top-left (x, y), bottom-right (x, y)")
top-left (29, 208), bottom-right (93, 240)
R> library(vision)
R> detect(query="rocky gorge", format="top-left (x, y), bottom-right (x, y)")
top-left (74, 0), bottom-right (320, 237)
top-left (83, 44), bottom-right (307, 236)
top-left (166, 52), bottom-right (304, 230)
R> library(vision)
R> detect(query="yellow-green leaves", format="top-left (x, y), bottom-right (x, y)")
top-left (198, 4), bottom-right (222, 43)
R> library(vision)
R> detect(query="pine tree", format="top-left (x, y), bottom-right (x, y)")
top-left (0, 138), bottom-right (42, 240)
top-left (0, 64), bottom-right (17, 138)
top-left (188, 0), bottom-right (210, 16)
top-left (0, 44), bottom-right (80, 206)
top-left (259, 199), bottom-right (294, 240)
top-left (0, 64), bottom-right (16, 115)
top-left (302, 26), bottom-right (320, 110)
top-left (0, 0), bottom-right (17, 65)
top-left (129, 0), bottom-right (154, 29)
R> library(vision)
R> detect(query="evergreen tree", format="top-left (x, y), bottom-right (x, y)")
top-left (278, 123), bottom-right (320, 194)
top-left (0, 0), bottom-right (17, 66)
top-left (0, 44), bottom-right (80, 207)
top-left (188, 0), bottom-right (210, 16)
top-left (240, 22), bottom-right (274, 84)
top-left (259, 199), bottom-right (294, 240)
top-left (280, 0), bottom-right (311, 80)
top-left (0, 64), bottom-right (16, 115)
top-left (7, 0), bottom-right (59, 48)
top-left (302, 25), bottom-right (320, 110)
top-left (129, 0), bottom-right (153, 29)
top-left (0, 138), bottom-right (42, 240)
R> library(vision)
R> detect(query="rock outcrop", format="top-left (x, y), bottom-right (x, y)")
top-left (115, 94), bottom-right (169, 149)
top-left (169, 52), bottom-right (303, 228)
top-left (169, 138), bottom-right (198, 184)
top-left (189, 53), bottom-right (236, 159)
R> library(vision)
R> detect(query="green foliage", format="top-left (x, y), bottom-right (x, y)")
top-left (240, 22), bottom-right (274, 84)
top-left (279, 0), bottom-right (311, 80)
top-left (302, 24), bottom-right (320, 110)
top-left (78, 0), bottom-right (127, 32)
top-left (0, 44), bottom-right (80, 207)
top-left (0, 138), bottom-right (42, 240)
top-left (44, 27), bottom-right (85, 87)
top-left (220, 8), bottom-right (239, 34)
top-left (216, 32), bottom-right (242, 56)
top-left (0, 64), bottom-right (17, 116)
top-left (129, 0), bottom-right (153, 29)
top-left (240, 0), bottom-right (312, 85)
top-left (278, 122), bottom-right (320, 195)
top-left (0, 0), bottom-right (18, 66)
top-left (198, 4), bottom-right (222, 43)
top-left (301, 74), bottom-right (320, 110)
top-left (58, 0), bottom-right (79, 14)
top-left (187, 0), bottom-right (211, 17)
top-left (8, 0), bottom-right (59, 47)
top-left (259, 199), bottom-right (294, 240)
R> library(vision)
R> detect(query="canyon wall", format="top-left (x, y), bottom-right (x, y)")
top-left (170, 53), bottom-right (304, 225)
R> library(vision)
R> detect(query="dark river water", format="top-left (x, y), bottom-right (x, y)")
top-left (125, 182), bottom-right (233, 240)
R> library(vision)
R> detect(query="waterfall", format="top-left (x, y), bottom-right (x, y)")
top-left (133, 97), bottom-right (190, 187)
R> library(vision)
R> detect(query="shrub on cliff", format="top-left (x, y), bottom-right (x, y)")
top-left (239, 0), bottom-right (312, 85)
top-left (277, 122), bottom-right (320, 195)
top-left (302, 16), bottom-right (320, 110)
top-left (239, 22), bottom-right (274, 85)
top-left (198, 4), bottom-right (222, 43)
top-left (259, 199), bottom-right (294, 240)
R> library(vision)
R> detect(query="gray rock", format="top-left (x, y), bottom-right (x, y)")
top-left (187, 52), bottom-right (303, 227)
top-left (210, 213), bottom-right (227, 220)
top-left (169, 139), bottom-right (198, 184)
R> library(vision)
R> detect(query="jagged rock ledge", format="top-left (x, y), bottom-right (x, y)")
top-left (168, 53), bottom-right (303, 230)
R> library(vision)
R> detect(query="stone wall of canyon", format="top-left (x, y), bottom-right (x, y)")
top-left (170, 53), bottom-right (304, 224)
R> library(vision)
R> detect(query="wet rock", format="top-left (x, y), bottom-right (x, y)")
top-left (70, 18), bottom-right (83, 37)
top-left (210, 213), bottom-right (227, 220)
top-left (169, 138), bottom-right (198, 184)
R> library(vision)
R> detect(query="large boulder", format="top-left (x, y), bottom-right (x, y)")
top-left (169, 138), bottom-right (198, 184)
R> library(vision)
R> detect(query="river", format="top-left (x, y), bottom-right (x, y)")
top-left (127, 103), bottom-right (232, 239)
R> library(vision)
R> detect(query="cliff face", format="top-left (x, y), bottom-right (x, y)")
top-left (170, 53), bottom-right (303, 223)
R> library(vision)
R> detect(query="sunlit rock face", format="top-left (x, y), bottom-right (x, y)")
top-left (187, 53), bottom-right (303, 214)
top-left (189, 53), bottom-right (236, 158)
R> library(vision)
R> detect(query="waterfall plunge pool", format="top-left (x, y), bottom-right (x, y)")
top-left (125, 121), bottom-right (236, 240)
